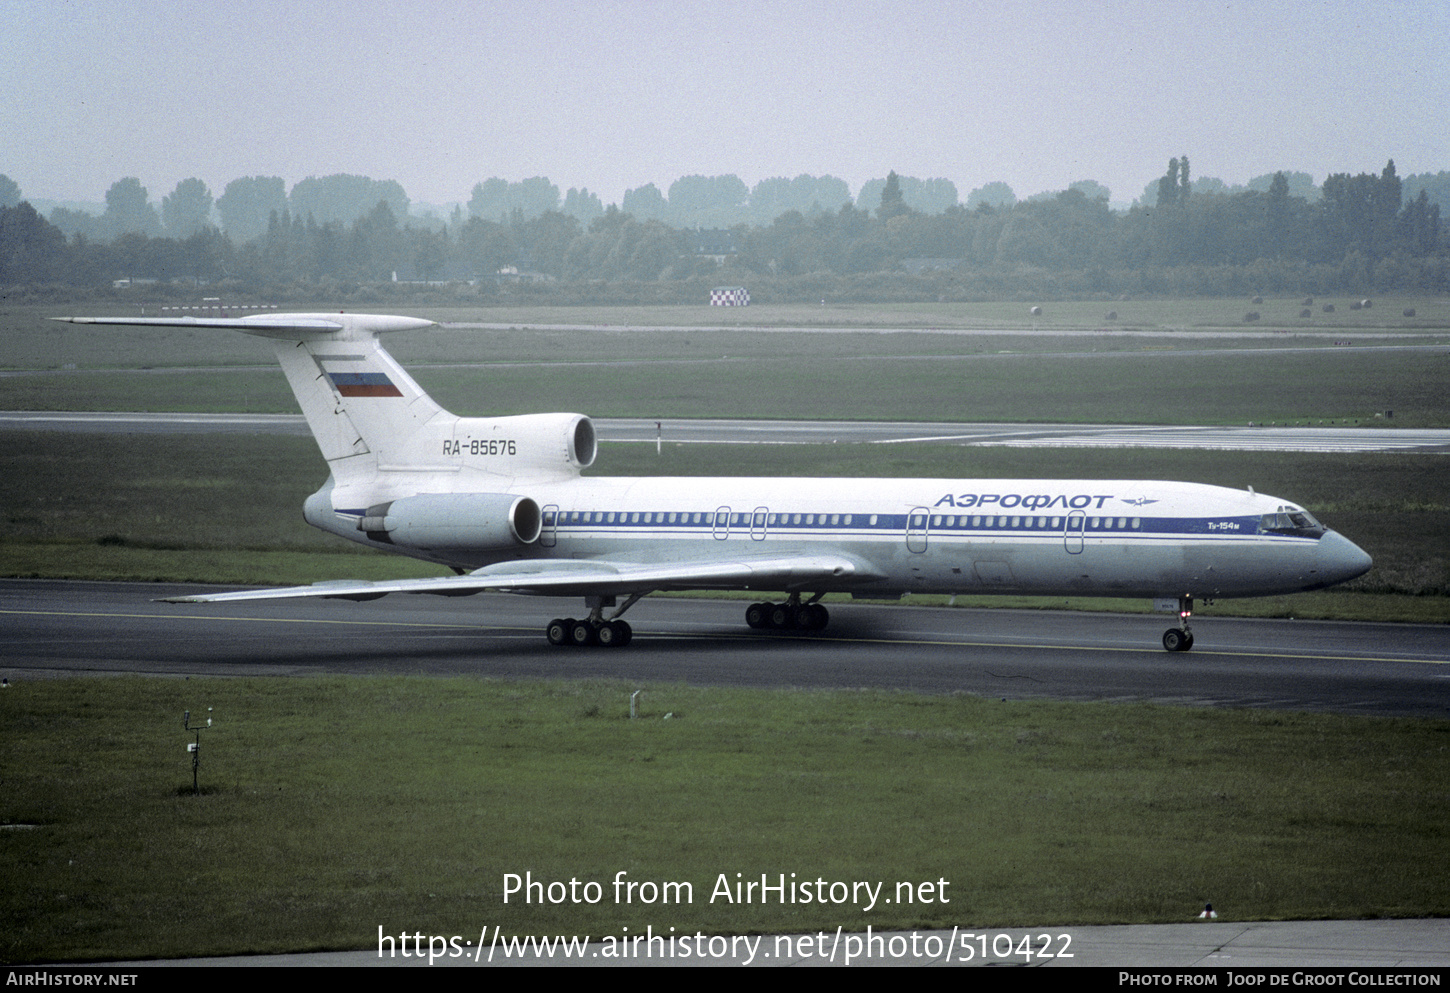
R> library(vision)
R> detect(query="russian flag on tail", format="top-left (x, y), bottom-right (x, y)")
top-left (328, 371), bottom-right (404, 397)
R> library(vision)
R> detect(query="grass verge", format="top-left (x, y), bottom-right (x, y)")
top-left (2, 676), bottom-right (1447, 963)
top-left (6, 343), bottom-right (1449, 427)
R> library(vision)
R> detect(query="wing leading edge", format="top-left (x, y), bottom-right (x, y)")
top-left (157, 552), bottom-right (885, 604)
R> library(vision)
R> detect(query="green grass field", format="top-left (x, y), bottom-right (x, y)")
top-left (6, 300), bottom-right (1450, 425)
top-left (14, 294), bottom-right (1450, 340)
top-left (3, 676), bottom-right (1447, 963)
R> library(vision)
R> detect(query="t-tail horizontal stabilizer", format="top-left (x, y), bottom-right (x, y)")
top-left (51, 313), bottom-right (436, 338)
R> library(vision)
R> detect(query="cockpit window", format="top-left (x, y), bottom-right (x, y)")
top-left (1260, 506), bottom-right (1326, 538)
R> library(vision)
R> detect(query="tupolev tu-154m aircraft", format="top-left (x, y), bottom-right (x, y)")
top-left (53, 312), bottom-right (1373, 651)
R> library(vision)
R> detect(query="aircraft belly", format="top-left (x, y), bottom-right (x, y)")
top-left (526, 532), bottom-right (1223, 598)
top-left (891, 536), bottom-right (1224, 598)
top-left (524, 534), bottom-right (885, 593)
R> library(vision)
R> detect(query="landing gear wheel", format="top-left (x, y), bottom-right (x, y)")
top-left (1162, 628), bottom-right (1193, 652)
top-left (569, 619), bottom-right (597, 646)
top-left (546, 618), bottom-right (570, 646)
top-left (596, 619), bottom-right (632, 648)
top-left (745, 602), bottom-right (770, 629)
top-left (769, 604), bottom-right (796, 629)
top-left (801, 603), bottom-right (830, 631)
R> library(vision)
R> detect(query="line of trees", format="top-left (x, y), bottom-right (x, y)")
top-left (10, 164), bottom-right (1450, 242)
top-left (1, 162), bottom-right (1444, 299)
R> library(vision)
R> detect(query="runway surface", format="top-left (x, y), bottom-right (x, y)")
top-left (4, 410), bottom-right (1448, 452)
top-left (5, 580), bottom-right (1447, 717)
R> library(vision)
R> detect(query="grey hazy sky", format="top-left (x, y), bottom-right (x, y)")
top-left (5, 0), bottom-right (1446, 210)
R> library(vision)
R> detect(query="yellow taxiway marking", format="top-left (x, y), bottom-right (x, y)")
top-left (778, 631), bottom-right (1449, 665)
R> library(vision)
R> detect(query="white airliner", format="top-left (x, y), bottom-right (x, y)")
top-left (54, 312), bottom-right (1373, 651)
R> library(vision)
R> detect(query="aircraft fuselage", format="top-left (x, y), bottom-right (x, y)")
top-left (306, 473), bottom-right (1370, 602)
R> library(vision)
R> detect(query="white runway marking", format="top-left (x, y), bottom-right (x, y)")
top-left (974, 427), bottom-right (1449, 453)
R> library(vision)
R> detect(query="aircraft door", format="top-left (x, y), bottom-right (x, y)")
top-left (540, 504), bottom-right (559, 547)
top-left (906, 507), bottom-right (930, 553)
top-left (1064, 511), bottom-right (1085, 554)
top-left (713, 506), bottom-right (731, 540)
top-left (750, 506), bottom-right (769, 541)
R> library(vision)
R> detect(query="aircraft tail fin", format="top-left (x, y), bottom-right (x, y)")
top-left (53, 313), bottom-right (450, 481)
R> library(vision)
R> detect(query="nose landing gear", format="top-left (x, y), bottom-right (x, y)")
top-left (1162, 596), bottom-right (1195, 652)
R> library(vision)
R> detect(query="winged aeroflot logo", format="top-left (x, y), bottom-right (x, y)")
top-left (1121, 497), bottom-right (1160, 506)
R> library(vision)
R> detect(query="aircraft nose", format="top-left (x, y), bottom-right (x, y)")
top-left (1317, 530), bottom-right (1373, 586)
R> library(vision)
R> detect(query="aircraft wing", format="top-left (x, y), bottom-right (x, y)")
top-left (157, 552), bottom-right (885, 604)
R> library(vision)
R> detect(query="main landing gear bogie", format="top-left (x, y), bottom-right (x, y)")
top-left (547, 617), bottom-right (633, 648)
top-left (746, 600), bottom-right (830, 632)
top-left (546, 593), bottom-right (644, 648)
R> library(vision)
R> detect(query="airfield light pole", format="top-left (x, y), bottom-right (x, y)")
top-left (183, 707), bottom-right (213, 796)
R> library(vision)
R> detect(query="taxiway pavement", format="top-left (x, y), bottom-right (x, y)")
top-left (4, 580), bottom-right (1447, 718)
top-left (4, 410), bottom-right (1448, 453)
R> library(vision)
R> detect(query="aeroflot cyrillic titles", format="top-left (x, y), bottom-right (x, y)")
top-left (935, 492), bottom-right (1117, 509)
top-left (52, 312), bottom-right (1373, 652)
